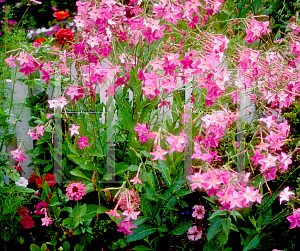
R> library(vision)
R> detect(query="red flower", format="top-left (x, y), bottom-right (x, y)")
top-left (28, 174), bottom-right (39, 183)
top-left (20, 214), bottom-right (34, 229)
top-left (55, 29), bottom-right (74, 45)
top-left (54, 11), bottom-right (69, 20)
top-left (36, 173), bottom-right (56, 188)
top-left (34, 38), bottom-right (45, 44)
top-left (17, 206), bottom-right (29, 217)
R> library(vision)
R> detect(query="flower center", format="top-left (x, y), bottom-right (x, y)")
top-left (72, 186), bottom-right (78, 193)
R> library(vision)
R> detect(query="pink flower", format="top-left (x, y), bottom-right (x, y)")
top-left (117, 220), bottom-right (137, 235)
top-left (4, 54), bottom-right (18, 68)
top-left (78, 136), bottom-right (89, 149)
top-left (41, 216), bottom-right (53, 226)
top-left (105, 209), bottom-right (122, 219)
top-left (20, 214), bottom-right (34, 229)
top-left (192, 205), bottom-right (205, 219)
top-left (10, 149), bottom-right (27, 163)
top-left (69, 124), bottom-right (80, 136)
top-left (134, 123), bottom-right (148, 137)
top-left (122, 206), bottom-right (141, 221)
top-left (66, 181), bottom-right (86, 201)
top-left (286, 209), bottom-right (300, 229)
top-left (30, 0), bottom-right (42, 4)
top-left (279, 187), bottom-right (295, 204)
top-left (187, 226), bottom-right (202, 241)
top-left (150, 145), bottom-right (168, 161)
top-left (130, 176), bottom-right (142, 185)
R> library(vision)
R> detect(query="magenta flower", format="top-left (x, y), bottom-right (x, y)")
top-left (11, 149), bottom-right (27, 163)
top-left (66, 181), bottom-right (86, 201)
top-left (78, 136), bottom-right (89, 149)
top-left (134, 123), bottom-right (148, 137)
top-left (286, 210), bottom-right (300, 229)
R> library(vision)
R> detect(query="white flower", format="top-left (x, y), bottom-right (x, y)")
top-left (15, 177), bottom-right (29, 187)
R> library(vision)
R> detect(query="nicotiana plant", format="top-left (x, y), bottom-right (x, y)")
top-left (2, 0), bottom-right (300, 250)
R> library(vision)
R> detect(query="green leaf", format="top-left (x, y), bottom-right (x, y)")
top-left (221, 218), bottom-right (231, 237)
top-left (171, 219), bottom-right (192, 235)
top-left (15, 186), bottom-right (36, 193)
top-left (3, 164), bottom-right (20, 182)
top-left (230, 223), bottom-right (239, 232)
top-left (30, 244), bottom-right (42, 251)
top-left (156, 159), bottom-right (171, 186)
top-left (61, 207), bottom-right (72, 214)
top-left (132, 216), bottom-right (148, 226)
top-left (203, 196), bottom-right (217, 204)
top-left (207, 218), bottom-right (222, 241)
top-left (68, 155), bottom-right (94, 171)
top-left (243, 234), bottom-right (260, 251)
top-left (41, 243), bottom-right (47, 251)
top-left (96, 206), bottom-right (109, 214)
top-left (79, 204), bottom-right (87, 217)
top-left (70, 168), bottom-right (91, 181)
top-left (62, 241), bottom-right (71, 251)
top-left (132, 245), bottom-right (152, 251)
top-left (141, 196), bottom-right (153, 217)
top-left (126, 224), bottom-right (157, 242)
top-left (73, 228), bottom-right (82, 235)
top-left (208, 210), bottom-right (227, 220)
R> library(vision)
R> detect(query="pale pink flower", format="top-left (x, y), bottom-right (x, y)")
top-left (105, 209), bottom-right (122, 219)
top-left (279, 187), bottom-right (295, 204)
top-left (192, 205), bottom-right (205, 219)
top-left (41, 216), bottom-right (53, 226)
top-left (69, 124), bottom-right (80, 136)
top-left (122, 206), bottom-right (141, 221)
top-left (130, 176), bottom-right (142, 185)
top-left (187, 226), bottom-right (202, 241)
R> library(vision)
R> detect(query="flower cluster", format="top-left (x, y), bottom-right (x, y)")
top-left (66, 181), bottom-right (87, 201)
top-left (27, 125), bottom-right (45, 141)
top-left (55, 28), bottom-right (74, 45)
top-left (245, 17), bottom-right (270, 44)
top-left (54, 11), bottom-right (69, 20)
top-left (11, 148), bottom-right (27, 163)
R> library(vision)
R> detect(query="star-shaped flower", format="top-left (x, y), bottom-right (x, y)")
top-left (279, 187), bottom-right (295, 204)
top-left (150, 145), bottom-right (168, 161)
top-left (69, 124), bottom-right (80, 136)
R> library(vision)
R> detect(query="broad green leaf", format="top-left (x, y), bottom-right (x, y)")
top-left (243, 234), bottom-right (260, 251)
top-left (68, 155), bottom-right (94, 171)
top-left (132, 245), bottom-right (152, 251)
top-left (207, 218), bottom-right (222, 241)
top-left (30, 244), bottom-right (42, 251)
top-left (70, 168), bottom-right (91, 181)
top-left (156, 159), bottom-right (171, 186)
top-left (230, 223), bottom-right (239, 232)
top-left (126, 224), bottom-right (157, 242)
top-left (221, 218), bottom-right (231, 237)
top-left (208, 210), bottom-right (227, 220)
top-left (79, 204), bottom-right (87, 217)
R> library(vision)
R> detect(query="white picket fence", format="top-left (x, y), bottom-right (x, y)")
top-left (3, 61), bottom-right (259, 180)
